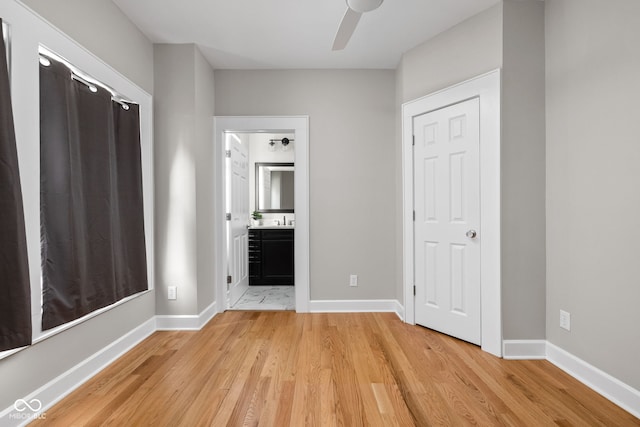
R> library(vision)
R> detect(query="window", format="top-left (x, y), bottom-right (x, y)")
top-left (39, 52), bottom-right (148, 330)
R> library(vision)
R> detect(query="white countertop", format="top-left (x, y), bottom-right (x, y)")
top-left (248, 225), bottom-right (295, 230)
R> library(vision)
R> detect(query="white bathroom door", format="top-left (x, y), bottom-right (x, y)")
top-left (413, 97), bottom-right (481, 345)
top-left (227, 134), bottom-right (250, 307)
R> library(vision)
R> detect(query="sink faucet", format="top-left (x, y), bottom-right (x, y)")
top-left (283, 215), bottom-right (287, 226)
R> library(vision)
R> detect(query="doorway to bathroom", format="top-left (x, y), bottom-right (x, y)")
top-left (226, 132), bottom-right (295, 310)
top-left (213, 116), bottom-right (310, 313)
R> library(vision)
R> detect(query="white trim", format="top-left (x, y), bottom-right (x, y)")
top-left (546, 342), bottom-right (640, 419)
top-left (502, 340), bottom-right (547, 360)
top-left (155, 301), bottom-right (218, 331)
top-left (197, 301), bottom-right (219, 328)
top-left (394, 300), bottom-right (405, 321)
top-left (503, 340), bottom-right (640, 418)
top-left (213, 116), bottom-right (310, 313)
top-left (0, 318), bottom-right (156, 426)
top-left (402, 69), bottom-right (502, 357)
top-left (309, 299), bottom-right (400, 314)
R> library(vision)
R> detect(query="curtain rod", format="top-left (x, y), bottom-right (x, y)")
top-left (68, 73), bottom-right (130, 111)
top-left (39, 49), bottom-right (134, 111)
top-left (71, 73), bottom-right (98, 93)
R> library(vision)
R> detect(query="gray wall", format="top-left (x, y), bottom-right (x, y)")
top-left (399, 4), bottom-right (503, 103)
top-left (21, 0), bottom-right (153, 93)
top-left (215, 70), bottom-right (396, 300)
top-left (154, 44), bottom-right (216, 315)
top-left (546, 0), bottom-right (640, 389)
top-left (194, 48), bottom-right (217, 313)
top-left (154, 44), bottom-right (197, 315)
top-left (394, 62), bottom-right (404, 304)
top-left (501, 0), bottom-right (546, 340)
top-left (1, 0), bottom-right (156, 411)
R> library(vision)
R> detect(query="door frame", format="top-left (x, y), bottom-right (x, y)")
top-left (213, 116), bottom-right (310, 313)
top-left (402, 70), bottom-right (502, 357)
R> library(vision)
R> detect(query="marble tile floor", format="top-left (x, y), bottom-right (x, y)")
top-left (229, 285), bottom-right (295, 311)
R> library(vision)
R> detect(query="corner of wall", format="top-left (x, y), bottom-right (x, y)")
top-left (152, 43), bottom-right (218, 317)
top-left (395, 61), bottom-right (405, 304)
top-left (500, 0), bottom-right (546, 341)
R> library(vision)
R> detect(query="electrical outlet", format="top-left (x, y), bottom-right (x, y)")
top-left (168, 286), bottom-right (177, 300)
top-left (560, 310), bottom-right (571, 331)
top-left (349, 274), bottom-right (358, 287)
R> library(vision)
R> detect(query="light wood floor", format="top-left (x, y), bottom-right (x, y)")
top-left (32, 311), bottom-right (639, 426)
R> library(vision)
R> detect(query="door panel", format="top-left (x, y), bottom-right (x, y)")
top-left (414, 98), bottom-right (481, 345)
top-left (227, 134), bottom-right (249, 307)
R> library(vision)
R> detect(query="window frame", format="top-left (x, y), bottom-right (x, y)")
top-left (0, 1), bottom-right (154, 359)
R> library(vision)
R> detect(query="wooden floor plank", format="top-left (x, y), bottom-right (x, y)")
top-left (31, 312), bottom-right (639, 427)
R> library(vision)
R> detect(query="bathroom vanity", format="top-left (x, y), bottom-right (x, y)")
top-left (248, 227), bottom-right (294, 285)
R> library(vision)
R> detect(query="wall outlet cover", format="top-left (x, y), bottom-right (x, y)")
top-left (349, 274), bottom-right (358, 287)
top-left (168, 286), bottom-right (177, 300)
top-left (560, 309), bottom-right (571, 331)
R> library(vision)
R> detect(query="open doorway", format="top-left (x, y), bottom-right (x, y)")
top-left (225, 132), bottom-right (296, 310)
top-left (213, 117), bottom-right (310, 314)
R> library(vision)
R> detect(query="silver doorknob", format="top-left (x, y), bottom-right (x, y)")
top-left (466, 230), bottom-right (477, 239)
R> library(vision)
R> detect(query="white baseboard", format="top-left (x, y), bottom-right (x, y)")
top-left (546, 342), bottom-right (640, 419)
top-left (306, 298), bottom-right (408, 322)
top-left (502, 340), bottom-right (547, 360)
top-left (197, 301), bottom-right (218, 329)
top-left (309, 299), bottom-right (401, 315)
top-left (155, 301), bottom-right (218, 331)
top-left (0, 318), bottom-right (156, 427)
top-left (393, 300), bottom-right (405, 321)
top-left (502, 340), bottom-right (640, 418)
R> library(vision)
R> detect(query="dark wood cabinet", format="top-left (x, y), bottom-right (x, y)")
top-left (249, 228), bottom-right (294, 285)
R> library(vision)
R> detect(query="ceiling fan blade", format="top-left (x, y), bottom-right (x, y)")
top-left (332, 8), bottom-right (362, 51)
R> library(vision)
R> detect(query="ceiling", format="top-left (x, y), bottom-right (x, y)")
top-left (112, 0), bottom-right (501, 70)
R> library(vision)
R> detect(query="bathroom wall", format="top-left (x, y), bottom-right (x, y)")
top-left (248, 132), bottom-right (295, 223)
top-left (215, 70), bottom-right (396, 300)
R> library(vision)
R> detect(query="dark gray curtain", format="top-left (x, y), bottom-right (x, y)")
top-left (40, 59), bottom-right (147, 330)
top-left (0, 18), bottom-right (32, 351)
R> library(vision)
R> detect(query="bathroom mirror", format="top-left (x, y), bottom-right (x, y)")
top-left (255, 162), bottom-right (294, 213)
